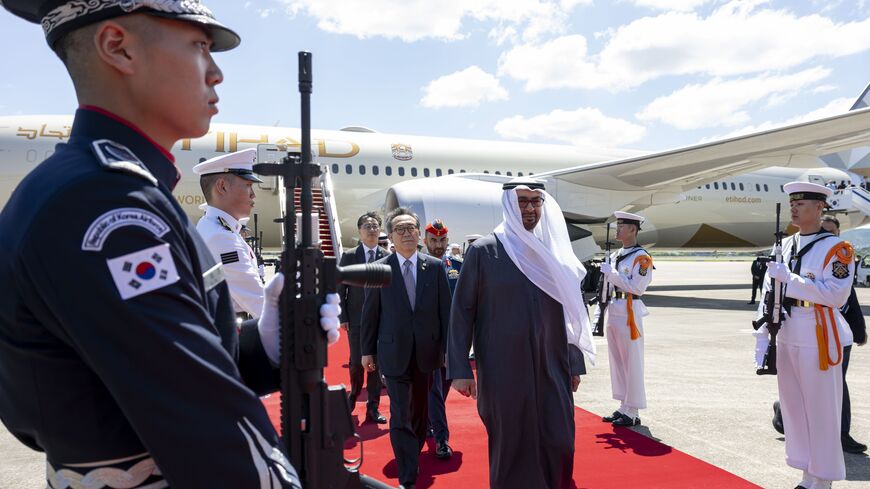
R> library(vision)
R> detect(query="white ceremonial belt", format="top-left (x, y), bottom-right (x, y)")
top-left (47, 455), bottom-right (166, 489)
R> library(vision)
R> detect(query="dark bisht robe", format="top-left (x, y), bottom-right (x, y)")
top-left (447, 234), bottom-right (585, 489)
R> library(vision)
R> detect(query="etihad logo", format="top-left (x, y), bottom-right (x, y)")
top-left (391, 143), bottom-right (413, 161)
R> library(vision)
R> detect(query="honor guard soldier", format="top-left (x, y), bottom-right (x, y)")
top-left (194, 148), bottom-right (265, 319)
top-left (0, 2), bottom-right (339, 487)
top-left (755, 182), bottom-right (853, 489)
top-left (423, 218), bottom-right (460, 459)
top-left (599, 211), bottom-right (652, 427)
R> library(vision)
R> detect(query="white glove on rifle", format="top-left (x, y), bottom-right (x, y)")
top-left (766, 261), bottom-right (790, 282)
top-left (600, 262), bottom-right (615, 276)
top-left (258, 273), bottom-right (343, 365)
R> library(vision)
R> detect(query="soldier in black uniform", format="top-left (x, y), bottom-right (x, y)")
top-left (0, 2), bottom-right (331, 488)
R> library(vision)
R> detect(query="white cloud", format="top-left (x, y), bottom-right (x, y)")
top-left (628, 0), bottom-right (713, 11)
top-left (636, 67), bottom-right (831, 130)
top-left (699, 96), bottom-right (853, 142)
top-left (498, 35), bottom-right (603, 91)
top-left (420, 66), bottom-right (509, 108)
top-left (494, 107), bottom-right (646, 147)
top-left (279, 0), bottom-right (589, 42)
top-left (499, 1), bottom-right (870, 91)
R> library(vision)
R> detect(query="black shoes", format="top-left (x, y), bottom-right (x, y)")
top-left (772, 401), bottom-right (784, 435)
top-left (435, 440), bottom-right (453, 459)
top-left (842, 433), bottom-right (868, 453)
top-left (748, 301), bottom-right (756, 305)
top-left (602, 411), bottom-right (621, 423)
top-left (366, 410), bottom-right (387, 424)
top-left (611, 413), bottom-right (640, 427)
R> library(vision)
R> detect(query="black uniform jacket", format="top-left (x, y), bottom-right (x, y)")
top-left (0, 108), bottom-right (299, 488)
top-left (360, 252), bottom-right (451, 376)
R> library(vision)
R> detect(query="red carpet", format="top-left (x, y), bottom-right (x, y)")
top-left (263, 335), bottom-right (759, 488)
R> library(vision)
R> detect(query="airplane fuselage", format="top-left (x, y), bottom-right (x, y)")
top-left (0, 115), bottom-right (861, 254)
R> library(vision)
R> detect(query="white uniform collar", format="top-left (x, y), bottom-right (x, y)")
top-left (205, 205), bottom-right (241, 233)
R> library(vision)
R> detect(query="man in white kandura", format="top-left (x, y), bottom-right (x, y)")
top-left (755, 181), bottom-right (853, 489)
top-left (599, 211), bottom-right (653, 427)
top-left (194, 148), bottom-right (265, 319)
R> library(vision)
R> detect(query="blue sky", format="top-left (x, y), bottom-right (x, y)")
top-left (2, 0), bottom-right (869, 153)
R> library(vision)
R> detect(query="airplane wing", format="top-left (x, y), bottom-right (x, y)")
top-left (537, 106), bottom-right (870, 193)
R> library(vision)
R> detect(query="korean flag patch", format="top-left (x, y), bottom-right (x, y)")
top-left (107, 243), bottom-right (180, 299)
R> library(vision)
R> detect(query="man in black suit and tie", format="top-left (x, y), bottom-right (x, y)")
top-left (339, 212), bottom-right (388, 423)
top-left (362, 207), bottom-right (452, 489)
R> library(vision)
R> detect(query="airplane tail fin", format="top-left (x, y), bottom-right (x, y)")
top-left (850, 83), bottom-right (870, 110)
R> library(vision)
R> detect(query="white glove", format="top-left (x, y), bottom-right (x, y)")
top-left (258, 273), bottom-right (284, 365)
top-left (766, 261), bottom-right (790, 282)
top-left (320, 293), bottom-right (341, 345)
top-left (258, 274), bottom-right (344, 366)
top-left (755, 334), bottom-right (771, 369)
top-left (600, 262), bottom-right (614, 275)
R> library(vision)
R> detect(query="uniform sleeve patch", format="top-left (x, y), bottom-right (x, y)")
top-left (832, 261), bottom-right (850, 279)
top-left (82, 208), bottom-right (170, 251)
top-left (221, 251), bottom-right (240, 265)
top-left (107, 243), bottom-right (180, 300)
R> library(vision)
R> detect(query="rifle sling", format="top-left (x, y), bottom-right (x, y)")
top-left (783, 233), bottom-right (835, 314)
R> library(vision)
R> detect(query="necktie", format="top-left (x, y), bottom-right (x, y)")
top-left (368, 250), bottom-right (375, 263)
top-left (403, 260), bottom-right (416, 310)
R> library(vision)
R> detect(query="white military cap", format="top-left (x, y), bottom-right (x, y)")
top-left (783, 181), bottom-right (832, 203)
top-left (614, 211), bottom-right (644, 227)
top-left (449, 243), bottom-right (461, 250)
top-left (3, 0), bottom-right (240, 52)
top-left (193, 148), bottom-right (262, 183)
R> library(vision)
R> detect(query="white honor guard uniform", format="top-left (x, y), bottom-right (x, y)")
top-left (193, 149), bottom-right (265, 318)
top-left (239, 217), bottom-right (266, 283)
top-left (599, 211), bottom-right (652, 425)
top-left (755, 182), bottom-right (853, 487)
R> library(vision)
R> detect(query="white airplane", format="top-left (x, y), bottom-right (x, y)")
top-left (3, 86), bottom-right (870, 258)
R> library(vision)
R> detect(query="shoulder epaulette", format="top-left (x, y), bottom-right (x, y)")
top-left (91, 139), bottom-right (157, 186)
top-left (217, 216), bottom-right (234, 232)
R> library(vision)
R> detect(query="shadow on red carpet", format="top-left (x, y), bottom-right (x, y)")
top-left (262, 335), bottom-right (760, 488)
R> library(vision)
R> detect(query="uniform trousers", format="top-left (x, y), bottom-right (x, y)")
top-left (777, 343), bottom-right (845, 480)
top-left (606, 303), bottom-right (646, 411)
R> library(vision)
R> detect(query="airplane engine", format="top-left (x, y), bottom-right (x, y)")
top-left (385, 176), bottom-right (505, 244)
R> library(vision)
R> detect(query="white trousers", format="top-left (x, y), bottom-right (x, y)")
top-left (606, 305), bottom-right (646, 410)
top-left (777, 343), bottom-right (845, 481)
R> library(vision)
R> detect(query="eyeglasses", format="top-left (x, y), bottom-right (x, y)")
top-left (392, 225), bottom-right (419, 235)
top-left (518, 197), bottom-right (545, 209)
top-left (360, 223), bottom-right (380, 231)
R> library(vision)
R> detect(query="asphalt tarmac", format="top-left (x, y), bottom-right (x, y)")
top-left (1, 260), bottom-right (868, 488)
top-left (576, 260), bottom-right (870, 489)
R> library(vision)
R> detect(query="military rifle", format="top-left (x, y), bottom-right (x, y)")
top-left (592, 223), bottom-right (612, 336)
top-left (253, 52), bottom-right (394, 489)
top-left (752, 203), bottom-right (784, 375)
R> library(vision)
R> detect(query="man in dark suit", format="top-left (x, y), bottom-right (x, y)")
top-left (362, 207), bottom-right (452, 489)
top-left (339, 211), bottom-right (388, 424)
top-left (749, 255), bottom-right (766, 304)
